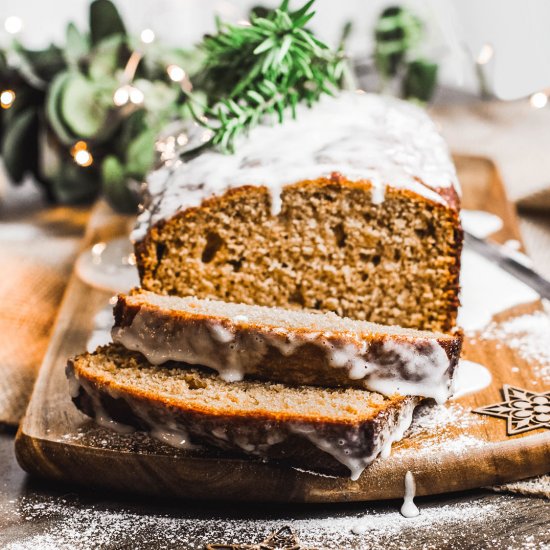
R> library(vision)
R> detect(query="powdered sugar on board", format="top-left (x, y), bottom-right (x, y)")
top-left (481, 310), bottom-right (550, 384)
top-left (390, 401), bottom-right (486, 459)
top-left (2, 491), bottom-right (547, 550)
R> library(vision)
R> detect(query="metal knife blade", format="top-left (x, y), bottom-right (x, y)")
top-left (463, 231), bottom-right (550, 300)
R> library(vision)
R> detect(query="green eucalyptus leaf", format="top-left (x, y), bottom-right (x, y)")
top-left (38, 127), bottom-right (63, 180)
top-left (88, 34), bottom-right (125, 81)
top-left (117, 109), bottom-right (147, 153)
top-left (101, 154), bottom-right (124, 186)
top-left (46, 72), bottom-right (77, 144)
top-left (126, 128), bottom-right (156, 178)
top-left (102, 155), bottom-right (139, 213)
top-left (60, 73), bottom-right (110, 138)
top-left (89, 0), bottom-right (126, 46)
top-left (133, 79), bottom-right (179, 115)
top-left (18, 44), bottom-right (66, 83)
top-left (65, 22), bottom-right (90, 67)
top-left (1, 108), bottom-right (38, 183)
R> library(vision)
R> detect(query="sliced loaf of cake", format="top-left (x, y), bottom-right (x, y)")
top-left (68, 344), bottom-right (420, 479)
top-left (113, 290), bottom-right (462, 403)
top-left (133, 92), bottom-right (462, 333)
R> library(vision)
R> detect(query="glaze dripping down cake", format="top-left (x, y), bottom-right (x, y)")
top-left (68, 344), bottom-right (420, 480)
top-left (113, 290), bottom-right (463, 403)
top-left (133, 92), bottom-right (462, 333)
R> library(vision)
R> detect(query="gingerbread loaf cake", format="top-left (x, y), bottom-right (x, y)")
top-left (113, 290), bottom-right (462, 403)
top-left (133, 92), bottom-right (462, 333)
top-left (67, 344), bottom-right (419, 479)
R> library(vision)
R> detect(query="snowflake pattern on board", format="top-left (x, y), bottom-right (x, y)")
top-left (474, 385), bottom-right (550, 435)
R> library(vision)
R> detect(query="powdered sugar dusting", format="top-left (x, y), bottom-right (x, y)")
top-left (407, 401), bottom-right (483, 438)
top-left (493, 474), bottom-right (550, 499)
top-left (3, 492), bottom-right (547, 549)
top-left (390, 401), bottom-right (485, 458)
top-left (481, 311), bottom-right (550, 383)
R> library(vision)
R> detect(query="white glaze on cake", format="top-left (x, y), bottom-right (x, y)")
top-left (285, 397), bottom-right (416, 480)
top-left (112, 301), bottom-right (456, 402)
top-left (132, 92), bottom-right (459, 242)
top-left (379, 405), bottom-right (416, 459)
top-left (68, 369), bottom-right (135, 435)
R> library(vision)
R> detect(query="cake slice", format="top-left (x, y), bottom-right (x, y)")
top-left (133, 92), bottom-right (462, 333)
top-left (113, 290), bottom-right (462, 403)
top-left (67, 344), bottom-right (420, 480)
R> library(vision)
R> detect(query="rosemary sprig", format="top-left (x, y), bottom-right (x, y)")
top-left (196, 0), bottom-right (346, 152)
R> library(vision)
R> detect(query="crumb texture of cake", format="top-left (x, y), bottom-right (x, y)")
top-left (113, 290), bottom-right (463, 402)
top-left (134, 92), bottom-right (462, 333)
top-left (68, 344), bottom-right (420, 479)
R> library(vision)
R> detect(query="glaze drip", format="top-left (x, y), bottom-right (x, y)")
top-left (400, 471), bottom-right (420, 518)
top-left (112, 304), bottom-right (457, 402)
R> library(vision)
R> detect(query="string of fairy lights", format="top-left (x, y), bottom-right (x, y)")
top-left (1, 16), bottom-right (23, 113)
top-left (1, 16), bottom-right (193, 169)
top-left (2, 13), bottom-right (550, 170)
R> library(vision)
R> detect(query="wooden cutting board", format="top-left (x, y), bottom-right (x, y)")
top-left (15, 155), bottom-right (550, 502)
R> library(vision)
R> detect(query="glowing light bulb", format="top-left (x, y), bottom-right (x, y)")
top-left (114, 84), bottom-right (144, 106)
top-left (71, 141), bottom-right (93, 167)
top-left (4, 16), bottom-right (23, 34)
top-left (530, 92), bottom-right (548, 109)
top-left (0, 89), bottom-right (15, 109)
top-left (140, 28), bottom-right (155, 44)
top-left (476, 43), bottom-right (494, 65)
top-left (92, 242), bottom-right (107, 256)
top-left (129, 86), bottom-right (144, 104)
top-left (74, 149), bottom-right (93, 167)
top-left (113, 86), bottom-right (130, 106)
top-left (167, 64), bottom-right (185, 82)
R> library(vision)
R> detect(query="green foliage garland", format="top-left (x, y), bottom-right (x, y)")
top-left (0, 0), bottom-right (200, 212)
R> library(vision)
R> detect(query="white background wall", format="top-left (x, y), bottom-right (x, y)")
top-left (2, 0), bottom-right (550, 100)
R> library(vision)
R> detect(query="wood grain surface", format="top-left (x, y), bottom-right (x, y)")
top-left (14, 155), bottom-right (550, 503)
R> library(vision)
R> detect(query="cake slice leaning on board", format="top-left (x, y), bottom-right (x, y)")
top-left (133, 91), bottom-right (463, 334)
top-left (67, 344), bottom-right (419, 480)
top-left (112, 290), bottom-right (463, 403)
